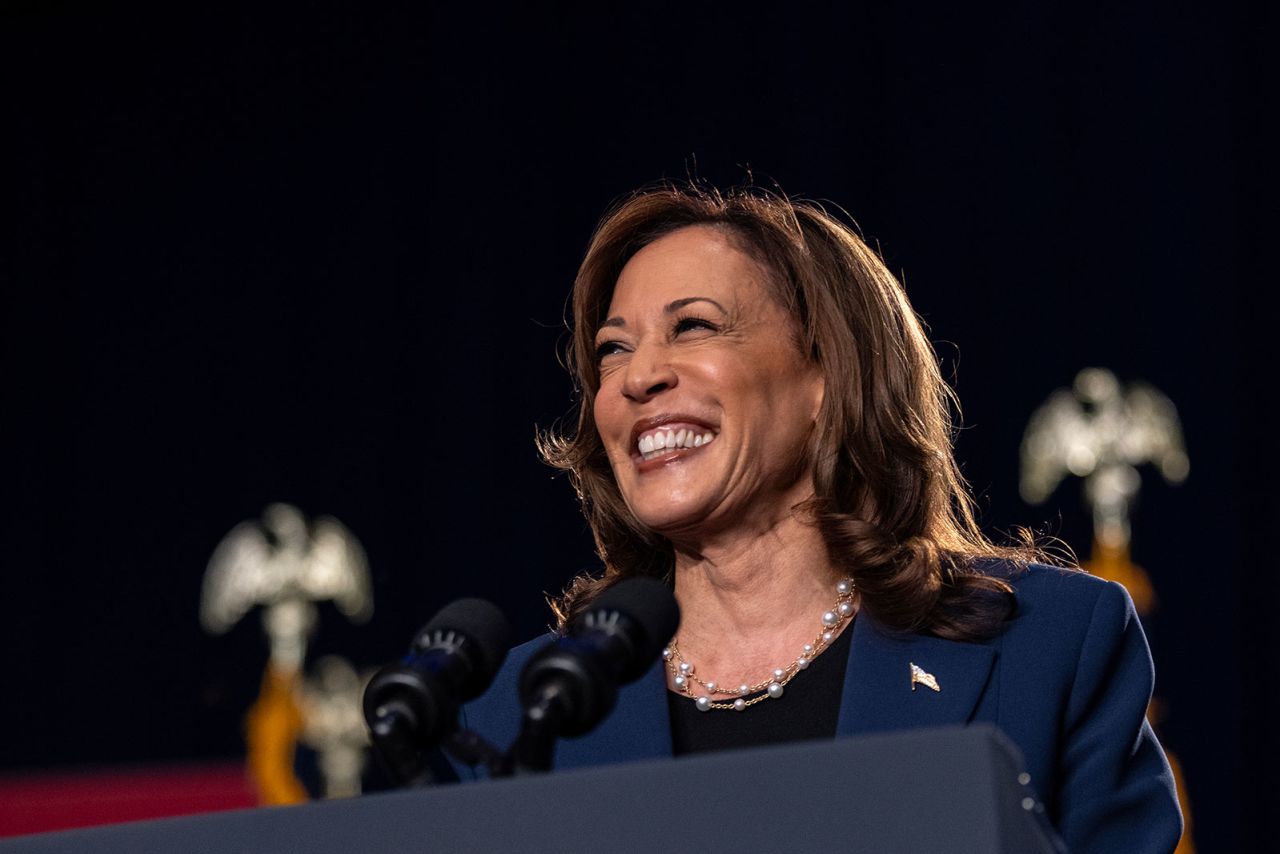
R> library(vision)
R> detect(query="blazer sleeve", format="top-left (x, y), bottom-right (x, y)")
top-left (1056, 579), bottom-right (1183, 852)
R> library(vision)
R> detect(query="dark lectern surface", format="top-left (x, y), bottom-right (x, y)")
top-left (0, 725), bottom-right (1063, 854)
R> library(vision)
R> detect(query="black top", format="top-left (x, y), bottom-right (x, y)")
top-left (667, 622), bottom-right (853, 756)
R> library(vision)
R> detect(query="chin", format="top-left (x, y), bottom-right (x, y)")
top-left (614, 461), bottom-right (728, 537)
top-left (626, 496), bottom-right (716, 538)
top-left (631, 508), bottom-right (703, 536)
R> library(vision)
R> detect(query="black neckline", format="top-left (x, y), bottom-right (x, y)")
top-left (666, 622), bottom-right (854, 756)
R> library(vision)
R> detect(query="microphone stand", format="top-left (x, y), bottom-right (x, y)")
top-left (502, 684), bottom-right (571, 775)
top-left (366, 698), bottom-right (446, 788)
top-left (368, 704), bottom-right (510, 787)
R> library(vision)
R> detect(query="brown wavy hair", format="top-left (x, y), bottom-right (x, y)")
top-left (539, 181), bottom-right (1063, 642)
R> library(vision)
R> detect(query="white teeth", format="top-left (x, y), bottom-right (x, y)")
top-left (636, 427), bottom-right (717, 458)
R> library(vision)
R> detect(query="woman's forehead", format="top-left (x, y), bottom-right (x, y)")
top-left (603, 226), bottom-right (773, 322)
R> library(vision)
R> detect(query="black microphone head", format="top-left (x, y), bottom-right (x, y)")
top-left (363, 597), bottom-right (510, 784)
top-left (575, 577), bottom-right (680, 679)
top-left (514, 578), bottom-right (678, 745)
top-left (411, 597), bottom-right (512, 700)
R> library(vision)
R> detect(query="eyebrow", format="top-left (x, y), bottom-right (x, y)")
top-left (598, 296), bottom-right (728, 330)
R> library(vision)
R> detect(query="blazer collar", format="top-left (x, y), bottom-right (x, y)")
top-left (559, 612), bottom-right (996, 767)
top-left (836, 613), bottom-right (996, 737)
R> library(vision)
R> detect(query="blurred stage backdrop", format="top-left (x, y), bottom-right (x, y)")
top-left (1, 1), bottom-right (1270, 849)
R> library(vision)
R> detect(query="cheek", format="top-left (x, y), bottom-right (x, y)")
top-left (592, 387), bottom-right (628, 457)
top-left (743, 366), bottom-right (820, 444)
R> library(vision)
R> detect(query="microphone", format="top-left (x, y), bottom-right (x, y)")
top-left (363, 597), bottom-right (511, 785)
top-left (509, 577), bottom-right (679, 772)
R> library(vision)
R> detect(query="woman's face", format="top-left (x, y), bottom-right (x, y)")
top-left (592, 225), bottom-right (824, 539)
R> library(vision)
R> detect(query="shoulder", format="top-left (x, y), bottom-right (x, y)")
top-left (470, 631), bottom-right (554, 712)
top-left (974, 556), bottom-right (1103, 594)
top-left (499, 632), bottom-right (555, 671)
top-left (976, 559), bottom-right (1133, 638)
top-left (1003, 564), bottom-right (1156, 715)
top-left (973, 560), bottom-right (1149, 697)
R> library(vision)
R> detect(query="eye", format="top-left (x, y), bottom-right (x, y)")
top-left (674, 316), bottom-right (718, 335)
top-left (595, 339), bottom-right (627, 362)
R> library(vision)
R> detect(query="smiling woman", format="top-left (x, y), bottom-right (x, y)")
top-left (591, 226), bottom-right (824, 542)
top-left (458, 182), bottom-right (1183, 853)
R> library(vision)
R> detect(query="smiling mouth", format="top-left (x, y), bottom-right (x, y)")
top-left (634, 424), bottom-right (717, 462)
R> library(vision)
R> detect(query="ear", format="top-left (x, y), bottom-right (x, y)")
top-left (809, 369), bottom-right (826, 423)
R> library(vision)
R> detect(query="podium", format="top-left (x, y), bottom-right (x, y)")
top-left (0, 725), bottom-right (1064, 853)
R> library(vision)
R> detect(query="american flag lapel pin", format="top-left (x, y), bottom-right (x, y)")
top-left (910, 662), bottom-right (940, 692)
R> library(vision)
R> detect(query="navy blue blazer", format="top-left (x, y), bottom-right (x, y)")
top-left (454, 563), bottom-right (1183, 853)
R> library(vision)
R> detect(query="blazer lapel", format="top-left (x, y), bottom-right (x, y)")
top-left (837, 614), bottom-right (996, 738)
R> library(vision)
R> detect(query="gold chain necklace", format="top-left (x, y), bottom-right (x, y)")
top-left (664, 578), bottom-right (856, 712)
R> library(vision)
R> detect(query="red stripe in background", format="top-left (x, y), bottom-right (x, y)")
top-left (0, 763), bottom-right (258, 838)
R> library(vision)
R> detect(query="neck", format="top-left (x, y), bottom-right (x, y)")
top-left (669, 507), bottom-right (845, 686)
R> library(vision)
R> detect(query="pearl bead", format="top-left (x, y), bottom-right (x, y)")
top-left (797, 656), bottom-right (810, 669)
top-left (837, 579), bottom-right (852, 595)
top-left (705, 681), bottom-right (716, 693)
top-left (767, 682), bottom-right (784, 699)
top-left (773, 668), bottom-right (785, 680)
top-left (822, 631), bottom-right (834, 643)
top-left (662, 647), bottom-right (673, 660)
top-left (822, 611), bottom-right (838, 626)
top-left (837, 601), bottom-right (854, 617)
top-left (733, 698), bottom-right (746, 712)
top-left (695, 696), bottom-right (711, 712)
top-left (738, 684), bottom-right (750, 695)
top-left (679, 661), bottom-right (693, 674)
top-left (802, 643), bottom-right (814, 654)
top-left (673, 675), bottom-right (687, 689)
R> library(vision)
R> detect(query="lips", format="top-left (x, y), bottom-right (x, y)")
top-left (628, 416), bottom-right (719, 464)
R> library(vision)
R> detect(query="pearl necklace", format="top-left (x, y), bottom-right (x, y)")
top-left (663, 578), bottom-right (857, 712)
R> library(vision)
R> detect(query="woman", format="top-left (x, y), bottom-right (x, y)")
top-left (455, 183), bottom-right (1182, 851)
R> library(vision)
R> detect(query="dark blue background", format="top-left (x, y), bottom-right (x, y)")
top-left (2, 1), bottom-right (1271, 848)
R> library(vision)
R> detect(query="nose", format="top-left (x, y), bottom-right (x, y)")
top-left (620, 344), bottom-right (678, 403)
